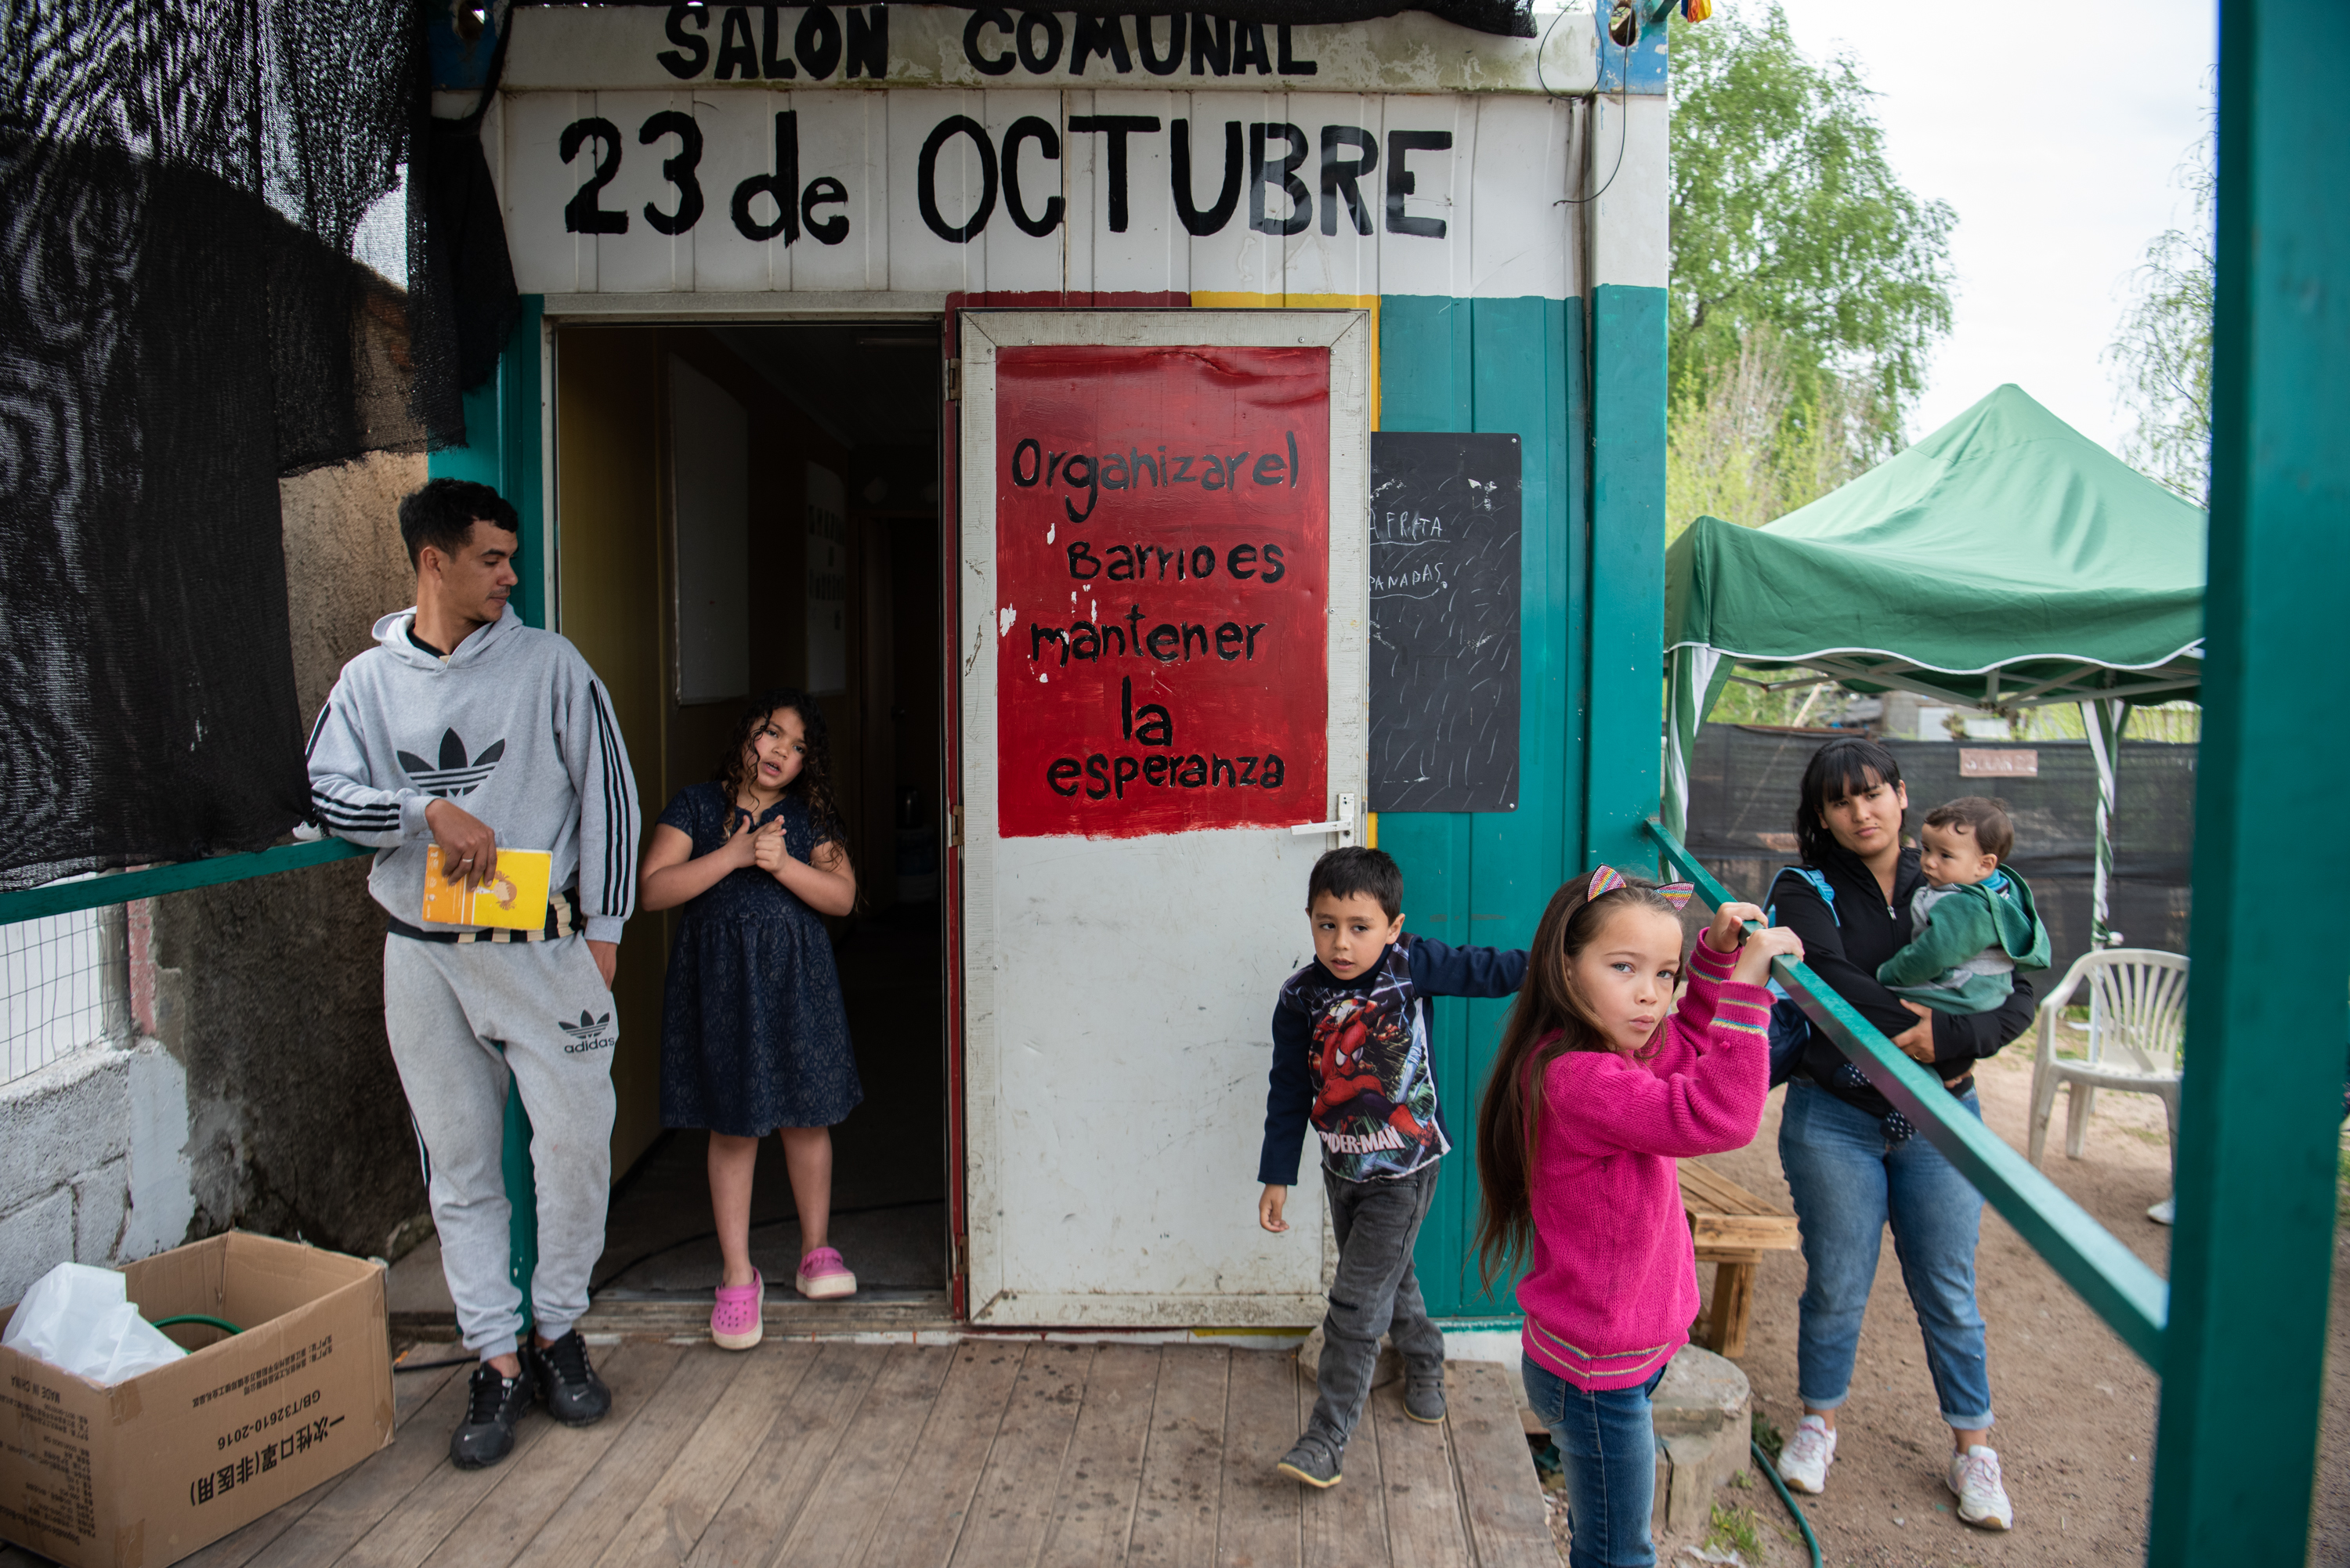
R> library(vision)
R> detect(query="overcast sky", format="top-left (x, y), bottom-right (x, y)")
top-left (1762, 0), bottom-right (2217, 457)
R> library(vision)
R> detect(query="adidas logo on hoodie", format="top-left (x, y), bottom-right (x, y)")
top-left (397, 728), bottom-right (507, 798)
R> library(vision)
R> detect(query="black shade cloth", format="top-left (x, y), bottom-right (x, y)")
top-left (0, 0), bottom-right (450, 889)
top-left (524, 2), bottom-right (1538, 41)
top-left (1683, 728), bottom-right (2196, 984)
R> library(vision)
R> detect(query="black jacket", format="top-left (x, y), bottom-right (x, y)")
top-left (1770, 844), bottom-right (2036, 1120)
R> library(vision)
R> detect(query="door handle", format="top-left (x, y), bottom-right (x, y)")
top-left (1290, 793), bottom-right (1358, 848)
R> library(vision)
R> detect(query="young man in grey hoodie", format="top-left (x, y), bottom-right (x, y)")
top-left (309, 479), bottom-right (641, 1469)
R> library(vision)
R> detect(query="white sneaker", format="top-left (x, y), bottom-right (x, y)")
top-left (1948, 1444), bottom-right (2015, 1530)
top-left (1776, 1414), bottom-right (1836, 1494)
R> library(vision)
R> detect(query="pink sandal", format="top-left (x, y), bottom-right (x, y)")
top-left (711, 1270), bottom-right (764, 1349)
top-left (795, 1247), bottom-right (856, 1300)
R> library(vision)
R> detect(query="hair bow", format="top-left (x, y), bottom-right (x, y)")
top-left (1585, 865), bottom-right (1697, 911)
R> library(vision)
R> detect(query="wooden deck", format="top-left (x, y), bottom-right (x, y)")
top-left (171, 1341), bottom-right (1556, 1568)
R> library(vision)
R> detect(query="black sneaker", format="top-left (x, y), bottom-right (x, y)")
top-left (527, 1330), bottom-right (612, 1426)
top-left (1275, 1434), bottom-right (1343, 1490)
top-left (1403, 1367), bottom-right (1446, 1425)
top-left (450, 1360), bottom-right (535, 1469)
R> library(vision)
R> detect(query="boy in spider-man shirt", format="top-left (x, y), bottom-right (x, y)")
top-left (1256, 846), bottom-right (1527, 1490)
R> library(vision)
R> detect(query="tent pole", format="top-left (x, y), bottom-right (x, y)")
top-left (2079, 697), bottom-right (2131, 950)
top-left (1662, 645), bottom-right (1721, 842)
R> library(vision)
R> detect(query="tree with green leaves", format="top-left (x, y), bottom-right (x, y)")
top-left (2107, 135), bottom-right (2214, 501)
top-left (1666, 5), bottom-right (1956, 497)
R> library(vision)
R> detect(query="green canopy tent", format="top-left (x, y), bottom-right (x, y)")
top-left (1663, 385), bottom-right (2207, 946)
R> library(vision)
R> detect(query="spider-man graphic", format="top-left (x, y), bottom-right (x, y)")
top-left (1310, 994), bottom-right (1437, 1148)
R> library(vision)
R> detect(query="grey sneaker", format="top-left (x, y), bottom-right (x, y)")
top-left (1403, 1369), bottom-right (1446, 1424)
top-left (1276, 1434), bottom-right (1343, 1489)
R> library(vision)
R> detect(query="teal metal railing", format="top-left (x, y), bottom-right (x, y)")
top-left (0, 839), bottom-right (369, 926)
top-left (1643, 818), bottom-right (2169, 1365)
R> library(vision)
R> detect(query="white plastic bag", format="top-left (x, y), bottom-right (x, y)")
top-left (0, 1262), bottom-right (187, 1385)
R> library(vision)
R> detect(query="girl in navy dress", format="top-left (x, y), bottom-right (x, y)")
top-left (641, 689), bottom-right (862, 1346)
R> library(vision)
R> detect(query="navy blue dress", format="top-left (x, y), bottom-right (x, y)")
top-left (658, 784), bottom-right (862, 1136)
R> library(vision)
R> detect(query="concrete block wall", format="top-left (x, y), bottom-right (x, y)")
top-left (0, 1039), bottom-right (196, 1303)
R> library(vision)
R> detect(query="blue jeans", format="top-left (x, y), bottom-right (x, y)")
top-left (1777, 1079), bottom-right (1995, 1429)
top-left (1523, 1357), bottom-right (1665, 1568)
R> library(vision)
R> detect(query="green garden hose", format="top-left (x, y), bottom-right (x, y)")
top-left (152, 1313), bottom-right (241, 1336)
top-left (1752, 1440), bottom-right (1824, 1568)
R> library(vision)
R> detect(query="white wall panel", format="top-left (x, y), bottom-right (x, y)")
top-left (594, 90), bottom-right (697, 291)
top-left (1470, 94), bottom-right (1576, 301)
top-left (505, 90), bottom-right (598, 295)
top-left (1374, 94), bottom-right (1477, 300)
top-left (1072, 88), bottom-right (1189, 297)
top-left (1280, 93), bottom-right (1383, 299)
top-left (977, 89), bottom-right (1072, 294)
top-left (689, 89), bottom-right (787, 292)
top-left (886, 89), bottom-right (992, 293)
top-left (796, 92), bottom-right (891, 291)
top-left (1183, 91), bottom-right (1285, 296)
top-left (1587, 91), bottom-right (1668, 291)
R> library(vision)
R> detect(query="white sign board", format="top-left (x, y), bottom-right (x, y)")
top-left (493, 8), bottom-right (1590, 302)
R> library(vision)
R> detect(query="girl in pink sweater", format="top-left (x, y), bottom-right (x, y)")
top-left (1474, 867), bottom-right (1799, 1568)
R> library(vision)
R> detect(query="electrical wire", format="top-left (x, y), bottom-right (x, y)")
top-left (1752, 1439), bottom-right (1825, 1568)
top-left (1545, 5), bottom-right (1632, 207)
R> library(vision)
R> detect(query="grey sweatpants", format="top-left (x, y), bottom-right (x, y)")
top-left (1307, 1162), bottom-right (1448, 1453)
top-left (384, 934), bottom-right (616, 1359)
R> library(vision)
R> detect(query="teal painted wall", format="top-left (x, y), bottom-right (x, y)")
top-left (1585, 284), bottom-right (1668, 874)
top-left (428, 296), bottom-right (548, 632)
top-left (1379, 294), bottom-right (1589, 1317)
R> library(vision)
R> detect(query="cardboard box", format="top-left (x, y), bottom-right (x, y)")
top-left (0, 1232), bottom-right (394, 1567)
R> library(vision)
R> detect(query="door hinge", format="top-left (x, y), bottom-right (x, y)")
top-left (946, 808), bottom-right (963, 848)
top-left (944, 358), bottom-right (961, 403)
top-left (950, 1230), bottom-right (967, 1280)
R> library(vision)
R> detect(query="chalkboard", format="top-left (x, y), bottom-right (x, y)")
top-left (1368, 432), bottom-right (1521, 813)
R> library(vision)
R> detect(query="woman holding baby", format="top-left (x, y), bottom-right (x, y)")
top-left (1763, 736), bottom-right (2039, 1534)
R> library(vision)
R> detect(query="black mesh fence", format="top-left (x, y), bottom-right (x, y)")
top-left (1684, 726), bottom-right (2196, 982)
top-left (0, 0), bottom-right (501, 889)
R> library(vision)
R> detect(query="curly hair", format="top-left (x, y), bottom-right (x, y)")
top-left (1471, 870), bottom-right (1689, 1292)
top-left (713, 688), bottom-right (848, 850)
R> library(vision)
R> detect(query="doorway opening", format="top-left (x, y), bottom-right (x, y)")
top-left (551, 319), bottom-right (952, 1311)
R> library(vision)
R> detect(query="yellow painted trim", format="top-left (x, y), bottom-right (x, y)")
top-left (1365, 811), bottom-right (1379, 849)
top-left (1191, 291), bottom-right (1381, 432)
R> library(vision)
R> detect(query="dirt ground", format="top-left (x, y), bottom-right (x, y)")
top-left (1535, 1048), bottom-right (2350, 1568)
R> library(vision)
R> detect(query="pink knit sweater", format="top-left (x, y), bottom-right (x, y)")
top-left (1517, 932), bottom-right (1772, 1390)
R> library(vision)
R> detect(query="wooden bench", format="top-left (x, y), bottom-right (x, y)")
top-left (1679, 1160), bottom-right (1801, 1359)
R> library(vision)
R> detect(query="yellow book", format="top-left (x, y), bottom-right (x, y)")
top-left (421, 847), bottom-right (553, 930)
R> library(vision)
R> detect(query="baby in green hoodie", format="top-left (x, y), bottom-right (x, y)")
top-left (1877, 797), bottom-right (2052, 1013)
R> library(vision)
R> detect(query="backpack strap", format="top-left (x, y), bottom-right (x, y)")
top-left (1765, 865), bottom-right (1838, 928)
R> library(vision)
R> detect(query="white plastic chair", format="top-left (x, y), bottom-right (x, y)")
top-left (2027, 949), bottom-right (2188, 1180)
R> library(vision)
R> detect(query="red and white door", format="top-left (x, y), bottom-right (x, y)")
top-left (956, 309), bottom-right (1371, 1325)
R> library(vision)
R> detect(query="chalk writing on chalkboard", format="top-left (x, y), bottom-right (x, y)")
top-left (1368, 432), bottom-right (1521, 814)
